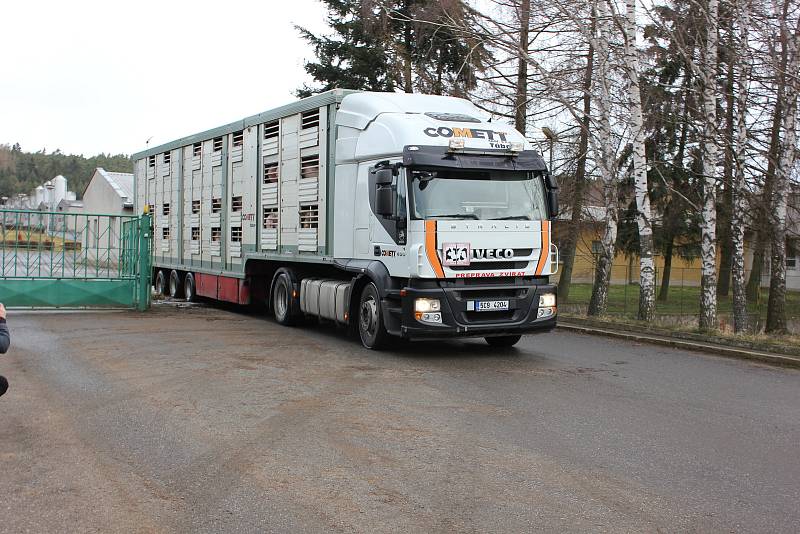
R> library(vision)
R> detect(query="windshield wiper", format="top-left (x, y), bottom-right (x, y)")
top-left (491, 215), bottom-right (530, 220)
top-left (428, 213), bottom-right (480, 220)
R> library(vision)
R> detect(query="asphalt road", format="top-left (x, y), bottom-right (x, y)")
top-left (1, 304), bottom-right (798, 533)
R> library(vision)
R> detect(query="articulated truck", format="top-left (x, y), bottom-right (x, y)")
top-left (133, 90), bottom-right (559, 349)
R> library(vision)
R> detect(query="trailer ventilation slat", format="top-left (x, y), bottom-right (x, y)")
top-left (300, 154), bottom-right (319, 179)
top-left (263, 161), bottom-right (279, 184)
top-left (264, 120), bottom-right (280, 140)
top-left (231, 196), bottom-right (243, 212)
top-left (300, 204), bottom-right (318, 229)
top-left (263, 207), bottom-right (279, 229)
top-left (301, 109), bottom-right (320, 130)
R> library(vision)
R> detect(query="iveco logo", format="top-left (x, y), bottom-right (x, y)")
top-left (472, 248), bottom-right (514, 260)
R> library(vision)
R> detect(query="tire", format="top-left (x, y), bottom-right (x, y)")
top-left (272, 273), bottom-right (296, 326)
top-left (183, 273), bottom-right (196, 302)
top-left (154, 270), bottom-right (167, 295)
top-left (485, 335), bottom-right (522, 348)
top-left (169, 270), bottom-right (182, 298)
top-left (358, 283), bottom-right (390, 350)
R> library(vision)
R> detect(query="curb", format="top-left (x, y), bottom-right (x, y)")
top-left (557, 322), bottom-right (800, 369)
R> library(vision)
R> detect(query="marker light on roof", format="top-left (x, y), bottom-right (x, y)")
top-left (510, 141), bottom-right (524, 152)
top-left (449, 138), bottom-right (465, 150)
top-left (408, 146), bottom-right (420, 151)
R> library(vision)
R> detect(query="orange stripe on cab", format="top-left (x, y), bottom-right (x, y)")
top-left (425, 220), bottom-right (445, 278)
top-left (535, 220), bottom-right (550, 276)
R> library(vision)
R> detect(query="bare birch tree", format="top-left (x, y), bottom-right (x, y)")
top-left (698, 0), bottom-right (720, 331)
top-left (731, 0), bottom-right (751, 333)
top-left (587, 0), bottom-right (620, 316)
top-left (621, 0), bottom-right (656, 322)
top-left (766, 2), bottom-right (800, 333)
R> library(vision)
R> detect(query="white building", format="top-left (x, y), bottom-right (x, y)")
top-left (81, 168), bottom-right (135, 264)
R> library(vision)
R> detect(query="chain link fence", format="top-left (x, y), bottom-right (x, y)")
top-left (555, 255), bottom-right (800, 335)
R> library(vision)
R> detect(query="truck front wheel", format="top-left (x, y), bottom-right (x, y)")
top-left (358, 283), bottom-right (389, 350)
top-left (485, 335), bottom-right (522, 348)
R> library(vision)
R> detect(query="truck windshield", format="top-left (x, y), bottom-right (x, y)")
top-left (408, 169), bottom-right (548, 221)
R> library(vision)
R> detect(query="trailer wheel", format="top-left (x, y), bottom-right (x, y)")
top-left (169, 270), bottom-right (182, 298)
top-left (485, 335), bottom-right (522, 348)
top-left (272, 273), bottom-right (296, 326)
top-left (358, 283), bottom-right (389, 350)
top-left (154, 270), bottom-right (167, 295)
top-left (183, 273), bottom-right (196, 302)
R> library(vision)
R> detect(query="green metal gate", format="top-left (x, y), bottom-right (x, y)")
top-left (0, 209), bottom-right (152, 310)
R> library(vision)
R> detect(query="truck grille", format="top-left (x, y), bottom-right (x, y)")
top-left (448, 261), bottom-right (528, 271)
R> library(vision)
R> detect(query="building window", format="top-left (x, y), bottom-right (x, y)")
top-left (193, 143), bottom-right (202, 157)
top-left (191, 200), bottom-right (200, 214)
top-left (162, 227), bottom-right (170, 240)
top-left (232, 196), bottom-right (243, 212)
top-left (211, 198), bottom-right (222, 213)
top-left (148, 155), bottom-right (156, 168)
top-left (231, 226), bottom-right (242, 242)
top-left (211, 227), bottom-right (221, 242)
top-left (591, 240), bottom-right (603, 255)
top-left (191, 227), bottom-right (200, 240)
top-left (213, 137), bottom-right (223, 153)
top-left (163, 152), bottom-right (171, 165)
top-left (263, 162), bottom-right (279, 184)
top-left (787, 240), bottom-right (797, 270)
top-left (162, 203), bottom-right (170, 216)
top-left (300, 204), bottom-right (318, 229)
top-left (264, 120), bottom-right (279, 140)
top-left (232, 131), bottom-right (243, 147)
top-left (301, 109), bottom-right (320, 130)
top-left (300, 154), bottom-right (319, 179)
top-left (263, 207), bottom-right (278, 229)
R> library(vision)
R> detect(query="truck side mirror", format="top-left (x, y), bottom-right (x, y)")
top-left (547, 190), bottom-right (559, 219)
top-left (374, 168), bottom-right (393, 186)
top-left (375, 187), bottom-right (394, 217)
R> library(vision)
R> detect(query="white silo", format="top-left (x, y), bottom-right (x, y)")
top-left (53, 175), bottom-right (68, 206)
top-left (44, 181), bottom-right (54, 209)
top-left (35, 186), bottom-right (45, 206)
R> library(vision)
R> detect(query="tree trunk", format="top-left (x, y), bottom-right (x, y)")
top-left (587, 0), bottom-right (617, 317)
top-left (659, 237), bottom-right (674, 302)
top-left (514, 0), bottom-right (531, 135)
top-left (557, 15), bottom-right (595, 304)
top-left (731, 0), bottom-right (751, 333)
top-left (747, 0), bottom-right (789, 300)
top-left (624, 0), bottom-right (655, 322)
top-left (766, 10), bottom-right (800, 334)
top-left (717, 49), bottom-right (736, 297)
top-left (698, 0), bottom-right (720, 331)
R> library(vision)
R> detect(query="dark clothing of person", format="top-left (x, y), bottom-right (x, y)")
top-left (0, 318), bottom-right (8, 354)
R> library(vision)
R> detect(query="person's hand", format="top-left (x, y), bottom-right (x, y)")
top-left (0, 303), bottom-right (6, 320)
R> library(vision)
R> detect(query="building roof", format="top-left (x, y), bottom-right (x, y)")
top-left (90, 168), bottom-right (134, 208)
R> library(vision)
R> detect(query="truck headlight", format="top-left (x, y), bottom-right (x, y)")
top-left (415, 298), bottom-right (442, 324)
top-left (538, 293), bottom-right (556, 307)
top-left (537, 292), bottom-right (556, 319)
top-left (415, 298), bottom-right (441, 313)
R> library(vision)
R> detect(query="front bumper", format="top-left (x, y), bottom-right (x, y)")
top-left (390, 279), bottom-right (556, 340)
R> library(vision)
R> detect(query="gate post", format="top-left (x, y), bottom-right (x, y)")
top-left (137, 214), bottom-right (152, 311)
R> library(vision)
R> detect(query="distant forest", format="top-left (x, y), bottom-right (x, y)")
top-left (0, 143), bottom-right (132, 199)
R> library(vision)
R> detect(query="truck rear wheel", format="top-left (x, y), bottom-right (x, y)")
top-left (169, 270), bottom-right (182, 298)
top-left (358, 283), bottom-right (389, 350)
top-left (183, 273), bottom-right (196, 302)
top-left (272, 273), bottom-right (296, 326)
top-left (154, 270), bottom-right (167, 295)
top-left (485, 335), bottom-right (522, 348)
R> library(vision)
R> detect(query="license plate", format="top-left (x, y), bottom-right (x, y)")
top-left (469, 300), bottom-right (509, 311)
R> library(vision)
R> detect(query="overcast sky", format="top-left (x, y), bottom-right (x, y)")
top-left (0, 0), bottom-right (329, 156)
